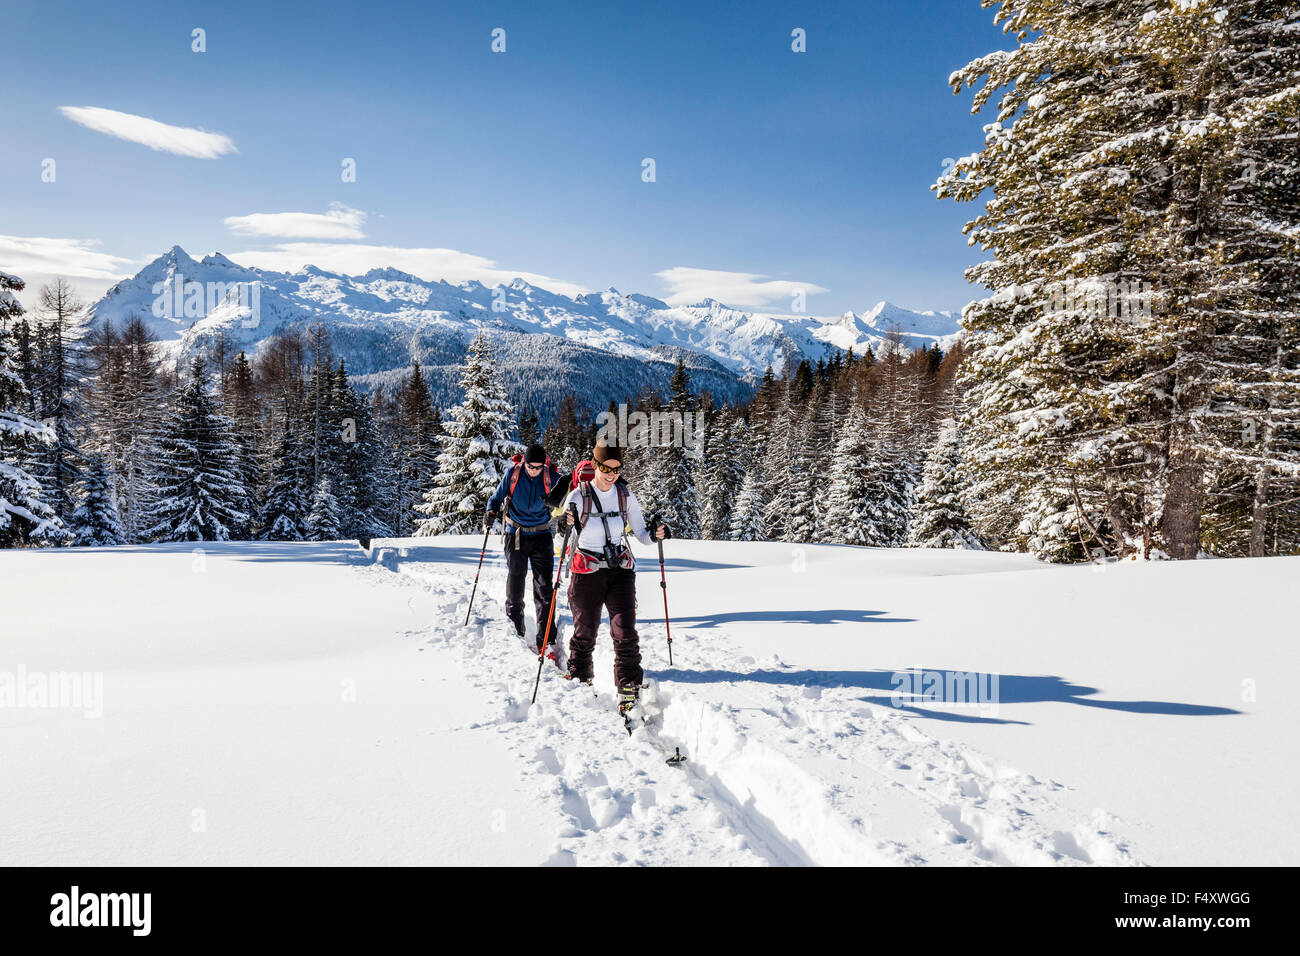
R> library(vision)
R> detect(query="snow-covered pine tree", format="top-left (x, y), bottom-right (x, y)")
top-left (856, 351), bottom-right (917, 548)
top-left (790, 359), bottom-right (814, 405)
top-left (747, 366), bottom-right (780, 440)
top-left (1, 271), bottom-right (64, 547)
top-left (330, 359), bottom-right (389, 539)
top-left (873, 337), bottom-right (924, 542)
top-left (222, 351), bottom-right (261, 539)
top-left (938, 0), bottom-right (1300, 560)
top-left (783, 418), bottom-right (819, 542)
top-left (729, 464), bottom-right (768, 542)
top-left (6, 316), bottom-right (37, 410)
top-left (907, 419), bottom-right (983, 550)
top-left (259, 414), bottom-right (311, 541)
top-left (306, 324), bottom-right (334, 491)
top-left (388, 360), bottom-right (440, 536)
top-left (31, 279), bottom-right (89, 525)
top-left (147, 356), bottom-right (249, 542)
top-left (699, 408), bottom-right (747, 540)
top-left (813, 401), bottom-right (846, 545)
top-left (686, 389), bottom-right (715, 536)
top-left (414, 334), bottom-right (514, 536)
top-left (785, 382), bottom-right (827, 543)
top-left (517, 406), bottom-right (540, 446)
top-left (305, 477), bottom-right (343, 541)
top-left (817, 368), bottom-right (849, 449)
top-left (900, 350), bottom-right (936, 488)
top-left (541, 393), bottom-right (592, 463)
top-left (760, 381), bottom-right (796, 541)
top-left (315, 357), bottom-right (352, 524)
top-left (70, 453), bottom-right (125, 546)
top-left (645, 359), bottom-right (701, 538)
top-left (356, 390), bottom-right (396, 540)
top-left (1017, 485), bottom-right (1109, 563)
top-left (821, 398), bottom-right (876, 545)
top-left (87, 316), bottom-right (163, 542)
top-left (871, 441), bottom-right (916, 549)
top-left (0, 270), bottom-right (23, 330)
top-left (620, 389), bottom-right (659, 512)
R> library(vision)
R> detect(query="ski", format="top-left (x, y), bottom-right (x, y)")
top-left (621, 680), bottom-right (688, 767)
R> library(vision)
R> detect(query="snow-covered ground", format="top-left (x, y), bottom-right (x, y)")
top-left (1, 538), bottom-right (1293, 866)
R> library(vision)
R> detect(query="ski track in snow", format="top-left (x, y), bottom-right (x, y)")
top-left (365, 548), bottom-right (1144, 867)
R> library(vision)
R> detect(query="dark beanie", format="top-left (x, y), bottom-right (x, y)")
top-left (524, 443), bottom-right (547, 464)
top-left (593, 438), bottom-right (623, 464)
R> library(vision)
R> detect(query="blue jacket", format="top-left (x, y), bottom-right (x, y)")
top-left (487, 463), bottom-right (562, 533)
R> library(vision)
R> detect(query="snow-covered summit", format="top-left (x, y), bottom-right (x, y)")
top-left (860, 300), bottom-right (961, 338)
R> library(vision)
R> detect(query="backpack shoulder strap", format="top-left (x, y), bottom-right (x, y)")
top-left (618, 484), bottom-right (632, 536)
top-left (508, 463), bottom-right (522, 498)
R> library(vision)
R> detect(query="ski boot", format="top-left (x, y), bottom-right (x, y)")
top-left (618, 684), bottom-right (641, 733)
top-left (617, 684), bottom-right (640, 715)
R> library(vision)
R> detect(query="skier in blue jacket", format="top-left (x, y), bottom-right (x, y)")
top-left (485, 444), bottom-right (563, 650)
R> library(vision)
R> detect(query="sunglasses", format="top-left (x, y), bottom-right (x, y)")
top-left (524, 462), bottom-right (543, 471)
top-left (595, 462), bottom-right (622, 474)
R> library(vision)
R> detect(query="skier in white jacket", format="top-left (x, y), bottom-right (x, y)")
top-left (560, 439), bottom-right (668, 714)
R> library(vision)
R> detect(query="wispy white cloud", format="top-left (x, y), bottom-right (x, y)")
top-left (0, 235), bottom-right (135, 281)
top-left (655, 266), bottom-right (828, 308)
top-left (59, 106), bottom-right (236, 159)
top-left (224, 203), bottom-right (367, 240)
top-left (0, 235), bottom-right (136, 310)
top-left (229, 243), bottom-right (590, 297)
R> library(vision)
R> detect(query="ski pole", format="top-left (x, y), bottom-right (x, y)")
top-left (464, 522), bottom-right (492, 627)
top-left (465, 495), bottom-right (509, 627)
top-left (657, 536), bottom-right (673, 666)
top-left (532, 523), bottom-right (575, 704)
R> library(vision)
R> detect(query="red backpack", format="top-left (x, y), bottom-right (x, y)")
top-left (570, 459), bottom-right (596, 487)
top-left (507, 452), bottom-right (554, 498)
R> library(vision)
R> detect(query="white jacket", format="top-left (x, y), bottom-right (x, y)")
top-left (565, 482), bottom-right (654, 551)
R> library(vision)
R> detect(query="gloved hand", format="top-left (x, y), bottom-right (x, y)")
top-left (544, 472), bottom-right (572, 510)
top-left (484, 509), bottom-right (500, 532)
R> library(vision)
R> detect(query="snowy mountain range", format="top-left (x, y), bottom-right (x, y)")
top-left (89, 246), bottom-right (963, 415)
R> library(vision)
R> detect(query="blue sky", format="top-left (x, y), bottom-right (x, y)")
top-left (2, 0), bottom-right (1007, 315)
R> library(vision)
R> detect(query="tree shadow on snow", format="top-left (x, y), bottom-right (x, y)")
top-left (650, 666), bottom-right (1241, 726)
top-left (637, 557), bottom-right (750, 572)
top-left (369, 544), bottom-right (492, 566)
top-left (641, 608), bottom-right (915, 627)
top-left (354, 544), bottom-right (751, 573)
top-left (15, 540), bottom-right (371, 566)
top-left (220, 541), bottom-right (372, 565)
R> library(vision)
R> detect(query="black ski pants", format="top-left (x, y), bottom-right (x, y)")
top-left (505, 530), bottom-right (554, 645)
top-left (567, 567), bottom-right (642, 689)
